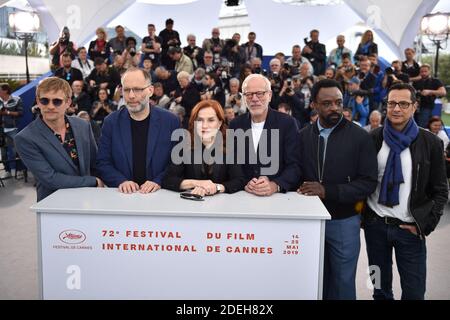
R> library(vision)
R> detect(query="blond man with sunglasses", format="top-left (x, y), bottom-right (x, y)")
top-left (15, 77), bottom-right (104, 201)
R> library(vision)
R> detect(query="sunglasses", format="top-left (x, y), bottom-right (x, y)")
top-left (39, 98), bottom-right (65, 107)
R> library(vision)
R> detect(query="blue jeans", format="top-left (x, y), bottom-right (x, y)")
top-left (415, 108), bottom-right (433, 128)
top-left (363, 217), bottom-right (427, 300)
top-left (323, 214), bottom-right (361, 300)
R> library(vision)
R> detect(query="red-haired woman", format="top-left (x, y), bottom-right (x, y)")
top-left (162, 100), bottom-right (246, 196)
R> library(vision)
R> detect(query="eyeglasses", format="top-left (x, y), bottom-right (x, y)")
top-left (317, 100), bottom-right (343, 108)
top-left (243, 91), bottom-right (267, 99)
top-left (386, 101), bottom-right (413, 109)
top-left (123, 86), bottom-right (150, 95)
top-left (39, 98), bottom-right (65, 107)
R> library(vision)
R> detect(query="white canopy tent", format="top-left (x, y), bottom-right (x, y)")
top-left (1, 0), bottom-right (444, 60)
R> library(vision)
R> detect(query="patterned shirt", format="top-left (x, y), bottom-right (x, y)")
top-left (43, 116), bottom-right (80, 169)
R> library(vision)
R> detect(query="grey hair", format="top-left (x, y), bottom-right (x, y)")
top-left (121, 67), bottom-right (152, 86)
top-left (241, 74), bottom-right (271, 93)
top-left (269, 58), bottom-right (281, 66)
top-left (229, 77), bottom-right (240, 86)
top-left (177, 71), bottom-right (191, 81)
top-left (369, 110), bottom-right (382, 120)
top-left (187, 34), bottom-right (196, 40)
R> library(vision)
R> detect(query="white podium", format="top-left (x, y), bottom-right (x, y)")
top-left (31, 188), bottom-right (330, 300)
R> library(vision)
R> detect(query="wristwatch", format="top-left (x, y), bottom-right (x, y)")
top-left (216, 184), bottom-right (222, 193)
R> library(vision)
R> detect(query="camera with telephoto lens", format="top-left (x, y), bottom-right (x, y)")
top-left (146, 40), bottom-right (154, 49)
top-left (129, 47), bottom-right (136, 57)
top-left (385, 67), bottom-right (395, 76)
top-left (351, 89), bottom-right (369, 98)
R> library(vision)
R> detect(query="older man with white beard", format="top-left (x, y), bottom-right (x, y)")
top-left (96, 68), bottom-right (180, 193)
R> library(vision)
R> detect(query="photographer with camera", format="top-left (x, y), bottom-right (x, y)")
top-left (192, 67), bottom-right (206, 93)
top-left (250, 57), bottom-right (265, 75)
top-left (383, 60), bottom-right (410, 90)
top-left (141, 24), bottom-right (162, 67)
top-left (220, 39), bottom-right (242, 79)
top-left (54, 53), bottom-right (83, 86)
top-left (154, 66), bottom-right (179, 98)
top-left (286, 45), bottom-right (313, 77)
top-left (202, 28), bottom-right (225, 66)
top-left (225, 78), bottom-right (245, 115)
top-left (108, 25), bottom-right (127, 61)
top-left (121, 37), bottom-right (141, 70)
top-left (302, 29), bottom-right (327, 76)
top-left (356, 57), bottom-right (376, 112)
top-left (267, 58), bottom-right (285, 106)
top-left (402, 48), bottom-right (421, 83)
top-left (328, 35), bottom-right (353, 68)
top-left (69, 80), bottom-right (92, 115)
top-left (49, 26), bottom-right (77, 71)
top-left (71, 47), bottom-right (94, 80)
top-left (344, 77), bottom-right (370, 127)
top-left (150, 83), bottom-right (171, 109)
top-left (173, 71), bottom-right (201, 127)
top-left (413, 64), bottom-right (447, 127)
top-left (240, 32), bottom-right (263, 64)
top-left (86, 57), bottom-right (121, 101)
top-left (200, 51), bottom-right (218, 74)
top-left (159, 19), bottom-right (181, 70)
top-left (277, 76), bottom-right (307, 127)
top-left (183, 34), bottom-right (204, 70)
top-left (0, 83), bottom-right (23, 179)
top-left (169, 46), bottom-right (194, 75)
top-left (201, 72), bottom-right (225, 108)
top-left (336, 53), bottom-right (356, 85)
top-left (88, 28), bottom-right (111, 64)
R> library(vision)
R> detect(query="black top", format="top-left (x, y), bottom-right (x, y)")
top-left (162, 145), bottom-right (247, 194)
top-left (142, 35), bottom-right (162, 65)
top-left (402, 60), bottom-right (420, 78)
top-left (228, 108), bottom-right (302, 192)
top-left (130, 114), bottom-right (150, 186)
top-left (413, 77), bottom-right (445, 109)
top-left (54, 67), bottom-right (83, 86)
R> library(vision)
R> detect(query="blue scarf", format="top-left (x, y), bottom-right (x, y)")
top-left (361, 42), bottom-right (372, 55)
top-left (378, 119), bottom-right (419, 207)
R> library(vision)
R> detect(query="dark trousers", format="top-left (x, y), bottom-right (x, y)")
top-left (363, 214), bottom-right (427, 300)
top-left (323, 214), bottom-right (361, 300)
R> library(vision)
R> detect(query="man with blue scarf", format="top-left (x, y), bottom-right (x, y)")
top-left (363, 83), bottom-right (448, 300)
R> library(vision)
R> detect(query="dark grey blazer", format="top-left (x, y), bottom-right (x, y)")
top-left (15, 116), bottom-right (98, 201)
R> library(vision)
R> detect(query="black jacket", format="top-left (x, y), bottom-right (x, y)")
top-left (365, 127), bottom-right (448, 236)
top-left (299, 118), bottom-right (378, 219)
top-left (303, 41), bottom-right (327, 76)
top-left (162, 147), bottom-right (246, 194)
top-left (54, 67), bottom-right (83, 86)
top-left (229, 108), bottom-right (301, 192)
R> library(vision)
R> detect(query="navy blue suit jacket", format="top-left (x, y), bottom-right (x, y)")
top-left (228, 108), bottom-right (301, 192)
top-left (96, 106), bottom-right (180, 187)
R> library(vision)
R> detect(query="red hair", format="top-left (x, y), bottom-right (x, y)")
top-left (188, 100), bottom-right (227, 149)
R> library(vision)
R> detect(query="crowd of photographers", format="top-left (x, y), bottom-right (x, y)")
top-left (43, 20), bottom-right (448, 132)
top-left (1, 19), bottom-right (449, 180)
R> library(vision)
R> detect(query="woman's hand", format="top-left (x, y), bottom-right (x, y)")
top-left (194, 180), bottom-right (216, 195)
top-left (190, 186), bottom-right (207, 197)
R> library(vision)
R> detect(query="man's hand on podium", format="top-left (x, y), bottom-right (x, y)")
top-left (139, 181), bottom-right (161, 194)
top-left (96, 178), bottom-right (105, 188)
top-left (119, 181), bottom-right (140, 194)
top-left (245, 176), bottom-right (278, 197)
top-left (297, 181), bottom-right (325, 199)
